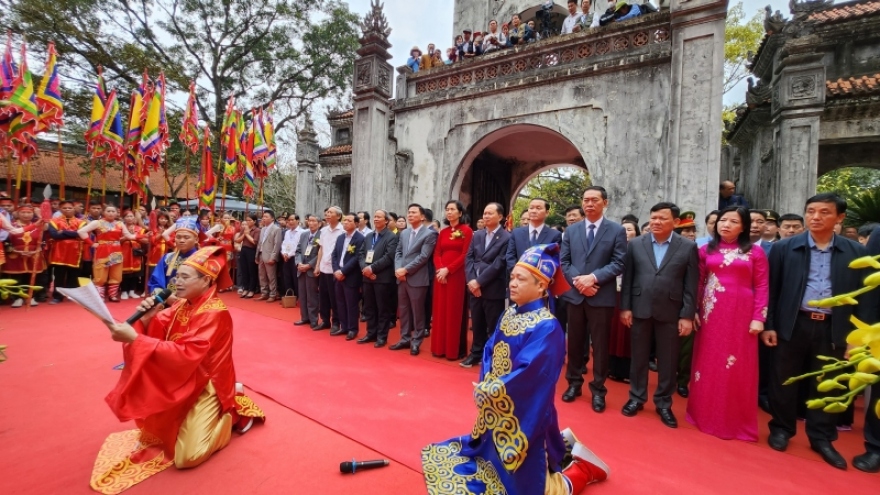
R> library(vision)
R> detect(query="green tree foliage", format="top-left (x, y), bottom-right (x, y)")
top-left (847, 188), bottom-right (880, 226)
top-left (724, 2), bottom-right (764, 96)
top-left (3, 0), bottom-right (361, 138)
top-left (817, 167), bottom-right (880, 226)
top-left (512, 167), bottom-right (591, 227)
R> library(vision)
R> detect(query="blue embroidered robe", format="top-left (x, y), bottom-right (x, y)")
top-left (422, 299), bottom-right (566, 495)
top-left (147, 247), bottom-right (198, 295)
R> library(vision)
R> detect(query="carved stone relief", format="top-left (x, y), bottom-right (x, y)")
top-left (789, 75), bottom-right (817, 100)
top-left (356, 61), bottom-right (373, 88)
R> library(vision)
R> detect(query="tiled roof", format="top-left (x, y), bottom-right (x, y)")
top-left (319, 144), bottom-right (352, 157)
top-left (808, 0), bottom-right (880, 23)
top-left (328, 110), bottom-right (354, 120)
top-left (9, 148), bottom-right (176, 194)
top-left (826, 73), bottom-right (880, 98)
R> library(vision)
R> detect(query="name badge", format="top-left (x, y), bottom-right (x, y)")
top-left (365, 250), bottom-right (375, 263)
top-left (305, 245), bottom-right (313, 256)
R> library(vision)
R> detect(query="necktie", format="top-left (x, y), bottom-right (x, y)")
top-left (485, 230), bottom-right (493, 249)
top-left (531, 229), bottom-right (538, 246)
top-left (587, 224), bottom-right (596, 250)
top-left (410, 229), bottom-right (417, 252)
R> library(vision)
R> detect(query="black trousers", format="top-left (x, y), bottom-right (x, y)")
top-left (281, 258), bottom-right (299, 298)
top-left (238, 246), bottom-right (259, 292)
top-left (629, 317), bottom-right (680, 408)
top-left (866, 381), bottom-right (880, 454)
top-left (80, 260), bottom-right (93, 280)
top-left (768, 313), bottom-right (842, 442)
top-left (121, 272), bottom-right (141, 292)
top-left (566, 301), bottom-right (613, 397)
top-left (363, 282), bottom-right (395, 340)
top-left (319, 272), bottom-right (338, 326)
top-left (468, 296), bottom-right (504, 359)
top-left (425, 277), bottom-right (434, 331)
top-left (51, 264), bottom-right (80, 300)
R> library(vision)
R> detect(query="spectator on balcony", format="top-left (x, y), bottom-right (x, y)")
top-left (473, 31), bottom-right (485, 53)
top-left (431, 49), bottom-right (444, 66)
top-left (445, 47), bottom-right (457, 64)
top-left (406, 46), bottom-right (422, 73)
top-left (562, 0), bottom-right (582, 34)
top-left (500, 23), bottom-right (513, 48)
top-left (613, 1), bottom-right (642, 22)
top-left (420, 44), bottom-right (437, 70)
top-left (508, 14), bottom-right (534, 46)
top-left (483, 20), bottom-right (506, 53)
top-left (457, 29), bottom-right (482, 60)
top-left (527, 20), bottom-right (540, 42)
top-left (575, 0), bottom-right (602, 31)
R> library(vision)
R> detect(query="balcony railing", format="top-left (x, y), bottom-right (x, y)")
top-left (398, 12), bottom-right (672, 104)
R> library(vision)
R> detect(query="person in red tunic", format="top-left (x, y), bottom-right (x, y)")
top-left (431, 199), bottom-right (474, 360)
top-left (5, 205), bottom-right (48, 307)
top-left (147, 211), bottom-right (172, 271)
top-left (91, 246), bottom-right (264, 495)
top-left (199, 212), bottom-right (236, 292)
top-left (47, 200), bottom-right (85, 304)
top-left (120, 210), bottom-right (149, 300)
top-left (78, 205), bottom-right (136, 302)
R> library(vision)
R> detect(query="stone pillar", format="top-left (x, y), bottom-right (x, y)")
top-left (771, 54), bottom-right (825, 215)
top-left (666, 0), bottom-right (727, 214)
top-left (350, 0), bottom-right (395, 215)
top-left (295, 118), bottom-right (320, 217)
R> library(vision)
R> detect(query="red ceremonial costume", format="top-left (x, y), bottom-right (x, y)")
top-left (147, 230), bottom-right (168, 267)
top-left (91, 246), bottom-right (263, 495)
top-left (431, 224), bottom-right (473, 359)
top-left (121, 224), bottom-right (148, 273)
top-left (4, 220), bottom-right (47, 274)
top-left (48, 216), bottom-right (85, 267)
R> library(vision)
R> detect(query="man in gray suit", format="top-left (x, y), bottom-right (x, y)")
top-left (294, 214), bottom-right (322, 329)
top-left (560, 186), bottom-right (627, 413)
top-left (620, 202), bottom-right (699, 428)
top-left (256, 210), bottom-right (284, 302)
top-left (390, 203), bottom-right (438, 356)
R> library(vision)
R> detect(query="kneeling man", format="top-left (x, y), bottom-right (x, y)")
top-left (91, 246), bottom-right (264, 494)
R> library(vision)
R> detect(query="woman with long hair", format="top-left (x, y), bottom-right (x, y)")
top-left (120, 210), bottom-right (149, 299)
top-left (431, 200), bottom-right (474, 360)
top-left (608, 218), bottom-right (640, 382)
top-left (686, 206), bottom-right (768, 441)
top-left (235, 213), bottom-right (261, 298)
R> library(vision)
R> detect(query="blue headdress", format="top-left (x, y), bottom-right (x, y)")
top-left (515, 243), bottom-right (571, 297)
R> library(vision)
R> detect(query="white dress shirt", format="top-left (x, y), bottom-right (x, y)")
top-left (281, 226), bottom-right (306, 258)
top-left (319, 223), bottom-right (344, 274)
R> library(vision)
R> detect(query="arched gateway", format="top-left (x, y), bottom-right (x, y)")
top-left (296, 0), bottom-right (727, 223)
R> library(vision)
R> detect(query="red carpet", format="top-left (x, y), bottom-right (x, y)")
top-left (1, 295), bottom-right (877, 494)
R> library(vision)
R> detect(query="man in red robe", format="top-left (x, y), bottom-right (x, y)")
top-left (91, 245), bottom-right (264, 494)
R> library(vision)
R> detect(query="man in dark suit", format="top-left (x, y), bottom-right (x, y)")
top-left (620, 202), bottom-right (699, 428)
top-left (390, 204), bottom-right (438, 356)
top-left (763, 193), bottom-right (872, 470)
top-left (357, 209), bottom-right (400, 347)
top-left (294, 214), bottom-right (322, 329)
top-left (858, 226), bottom-right (880, 473)
top-left (461, 202), bottom-right (512, 368)
top-left (560, 186), bottom-right (627, 412)
top-left (330, 213), bottom-right (365, 340)
top-left (506, 197), bottom-right (562, 272)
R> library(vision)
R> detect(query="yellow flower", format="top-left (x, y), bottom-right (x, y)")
top-left (346, 244), bottom-right (356, 254)
top-left (806, 399), bottom-right (827, 410)
top-left (313, 237), bottom-right (321, 246)
top-left (823, 402), bottom-right (848, 414)
top-left (817, 379), bottom-right (846, 393)
top-left (857, 358), bottom-right (880, 374)
top-left (450, 229), bottom-right (464, 240)
top-left (847, 316), bottom-right (880, 351)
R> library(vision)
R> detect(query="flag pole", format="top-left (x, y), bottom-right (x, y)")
top-left (259, 176), bottom-right (264, 212)
top-left (5, 151), bottom-right (12, 195)
top-left (119, 161), bottom-right (125, 210)
top-left (185, 151), bottom-right (191, 211)
top-left (57, 129), bottom-right (66, 200)
top-left (14, 158), bottom-right (23, 204)
top-left (101, 160), bottom-right (107, 204)
top-left (163, 156), bottom-right (169, 207)
top-left (26, 160), bottom-right (32, 202)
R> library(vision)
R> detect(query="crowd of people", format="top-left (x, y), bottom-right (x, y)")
top-left (2, 179), bottom-right (879, 475)
top-left (406, 0), bottom-right (651, 71)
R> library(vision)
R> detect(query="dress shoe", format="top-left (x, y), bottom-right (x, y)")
top-left (853, 452), bottom-right (880, 473)
top-left (357, 336), bottom-right (377, 344)
top-left (677, 386), bottom-right (689, 398)
top-left (329, 327), bottom-right (347, 336)
top-left (591, 395), bottom-right (606, 413)
top-left (265, 296), bottom-right (276, 303)
top-left (374, 339), bottom-right (387, 348)
top-left (49, 298), bottom-right (63, 305)
top-left (410, 343), bottom-right (421, 356)
top-left (811, 441), bottom-right (847, 470)
top-left (621, 400), bottom-right (644, 417)
top-left (331, 324), bottom-right (340, 334)
top-left (561, 386), bottom-right (582, 403)
top-left (255, 294), bottom-right (268, 301)
top-left (460, 355), bottom-right (481, 368)
top-left (389, 341), bottom-right (410, 351)
top-left (648, 360), bottom-right (658, 372)
top-left (313, 322), bottom-right (331, 331)
top-left (293, 320), bottom-right (310, 326)
top-left (758, 396), bottom-right (771, 414)
top-left (657, 408), bottom-right (678, 428)
top-left (345, 331), bottom-right (357, 341)
top-left (768, 432), bottom-right (789, 452)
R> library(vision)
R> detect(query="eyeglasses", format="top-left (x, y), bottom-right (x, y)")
top-left (170, 274), bottom-right (205, 285)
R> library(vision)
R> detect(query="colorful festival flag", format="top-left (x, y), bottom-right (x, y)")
top-left (85, 68), bottom-right (107, 155)
top-left (140, 74), bottom-right (166, 170)
top-left (0, 33), bottom-right (19, 122)
top-left (8, 41), bottom-right (40, 162)
top-left (223, 109), bottom-right (240, 180)
top-left (198, 126), bottom-right (215, 211)
top-left (179, 81), bottom-right (200, 154)
top-left (263, 104), bottom-right (276, 171)
top-left (35, 41), bottom-right (63, 132)
top-left (125, 73), bottom-right (149, 200)
top-left (241, 116), bottom-right (256, 198)
top-left (96, 89), bottom-right (125, 163)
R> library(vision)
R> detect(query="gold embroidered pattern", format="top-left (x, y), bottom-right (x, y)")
top-left (195, 297), bottom-right (228, 315)
top-left (498, 307), bottom-right (554, 337)
top-left (235, 394), bottom-right (267, 420)
top-left (701, 272), bottom-right (725, 323)
top-left (421, 441), bottom-right (507, 495)
top-left (471, 376), bottom-right (529, 472)
top-left (89, 429), bottom-right (172, 495)
top-left (491, 342), bottom-right (512, 378)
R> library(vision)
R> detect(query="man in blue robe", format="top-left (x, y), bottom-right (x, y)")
top-left (422, 244), bottom-right (610, 495)
top-left (148, 216), bottom-right (200, 296)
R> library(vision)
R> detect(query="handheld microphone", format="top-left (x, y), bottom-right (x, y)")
top-left (125, 288), bottom-right (173, 325)
top-left (339, 459), bottom-right (390, 474)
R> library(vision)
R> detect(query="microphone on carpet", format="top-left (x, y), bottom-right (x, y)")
top-left (339, 459), bottom-right (390, 474)
top-left (125, 288), bottom-right (173, 325)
